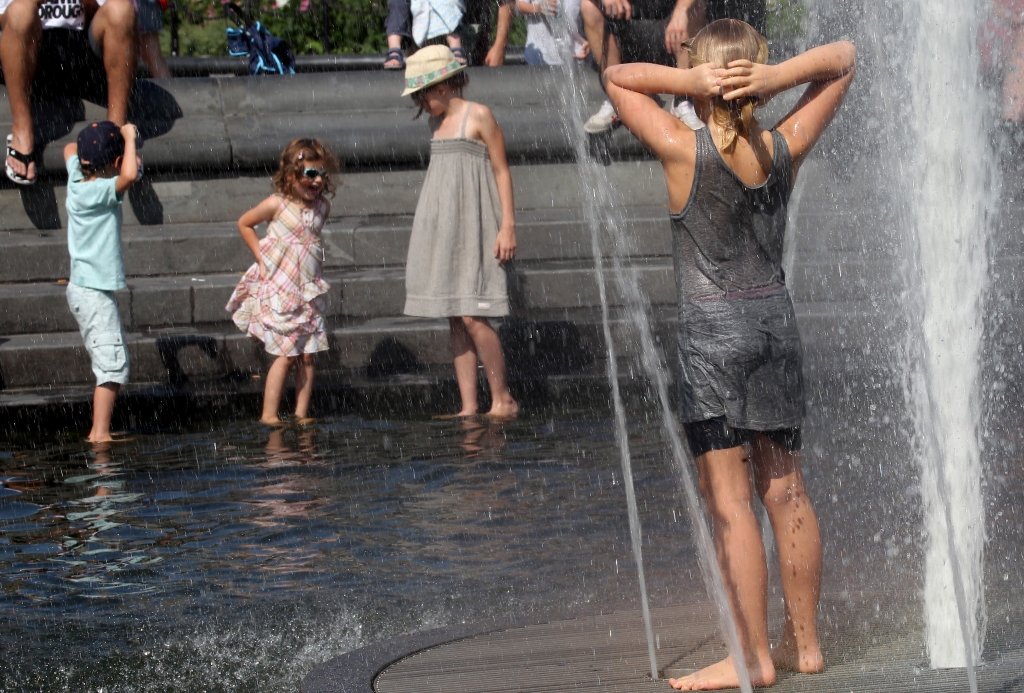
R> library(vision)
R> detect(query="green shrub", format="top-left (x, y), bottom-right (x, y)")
top-left (766, 0), bottom-right (807, 42)
top-left (160, 0), bottom-right (528, 57)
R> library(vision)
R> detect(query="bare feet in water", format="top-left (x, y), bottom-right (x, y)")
top-left (770, 632), bottom-right (824, 674)
top-left (668, 656), bottom-right (775, 691)
top-left (260, 417), bottom-right (286, 426)
top-left (434, 409), bottom-right (478, 419)
top-left (483, 398), bottom-right (518, 419)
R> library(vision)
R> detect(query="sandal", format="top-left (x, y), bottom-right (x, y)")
top-left (6, 134), bottom-right (35, 186)
top-left (383, 47), bottom-right (405, 70)
top-left (450, 45), bottom-right (468, 65)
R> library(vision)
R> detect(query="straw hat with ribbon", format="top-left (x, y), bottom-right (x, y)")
top-left (401, 45), bottom-right (467, 97)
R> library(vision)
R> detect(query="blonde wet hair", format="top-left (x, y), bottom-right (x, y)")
top-left (687, 19), bottom-right (769, 153)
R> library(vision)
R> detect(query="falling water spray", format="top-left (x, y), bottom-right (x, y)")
top-left (544, 15), bottom-right (753, 692)
top-left (881, 0), bottom-right (995, 681)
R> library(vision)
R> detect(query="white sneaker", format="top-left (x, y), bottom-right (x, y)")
top-left (584, 100), bottom-right (618, 134)
top-left (672, 97), bottom-right (705, 130)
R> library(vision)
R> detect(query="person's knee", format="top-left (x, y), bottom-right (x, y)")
top-left (758, 476), bottom-right (809, 513)
top-left (461, 316), bottom-right (491, 334)
top-left (0, 0), bottom-right (43, 34)
top-left (97, 0), bottom-right (137, 33)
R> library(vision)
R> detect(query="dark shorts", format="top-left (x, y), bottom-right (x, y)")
top-left (684, 416), bottom-right (801, 458)
top-left (137, 0), bottom-right (163, 34)
top-left (604, 0), bottom-right (676, 66)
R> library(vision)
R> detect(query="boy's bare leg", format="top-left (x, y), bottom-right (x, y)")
top-left (262, 355), bottom-right (293, 424)
top-left (85, 0), bottom-right (138, 125)
top-left (88, 383), bottom-right (120, 443)
top-left (461, 316), bottom-right (518, 418)
top-left (449, 317), bottom-right (480, 416)
top-left (752, 436), bottom-right (824, 674)
top-left (0, 0), bottom-right (42, 181)
top-left (293, 353), bottom-right (315, 420)
top-left (140, 31), bottom-right (171, 78)
top-left (670, 445), bottom-right (775, 691)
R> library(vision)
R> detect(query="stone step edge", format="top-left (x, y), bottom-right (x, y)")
top-left (0, 304), bottom-right (899, 391)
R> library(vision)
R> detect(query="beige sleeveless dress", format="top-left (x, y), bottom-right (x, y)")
top-left (403, 105), bottom-right (509, 318)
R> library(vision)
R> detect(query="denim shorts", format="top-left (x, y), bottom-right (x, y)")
top-left (67, 283), bottom-right (130, 386)
top-left (137, 0), bottom-right (163, 34)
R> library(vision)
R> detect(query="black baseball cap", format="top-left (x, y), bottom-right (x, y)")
top-left (77, 121), bottom-right (124, 168)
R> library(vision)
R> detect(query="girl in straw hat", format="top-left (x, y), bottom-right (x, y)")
top-left (402, 45), bottom-right (519, 418)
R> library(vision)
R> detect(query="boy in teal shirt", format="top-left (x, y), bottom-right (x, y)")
top-left (64, 121), bottom-right (140, 444)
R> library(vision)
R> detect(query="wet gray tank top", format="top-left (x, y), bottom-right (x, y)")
top-left (669, 127), bottom-right (792, 301)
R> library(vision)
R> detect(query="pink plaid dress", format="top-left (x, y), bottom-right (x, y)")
top-left (226, 195), bottom-right (330, 357)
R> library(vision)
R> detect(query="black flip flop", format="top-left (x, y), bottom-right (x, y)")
top-left (6, 134), bottom-right (35, 186)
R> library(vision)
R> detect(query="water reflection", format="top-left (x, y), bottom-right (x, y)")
top-left (0, 409), bottom-right (1020, 693)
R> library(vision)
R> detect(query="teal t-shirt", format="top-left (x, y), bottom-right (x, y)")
top-left (65, 155), bottom-right (126, 291)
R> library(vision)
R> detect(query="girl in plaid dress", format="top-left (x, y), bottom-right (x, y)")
top-left (227, 139), bottom-right (339, 425)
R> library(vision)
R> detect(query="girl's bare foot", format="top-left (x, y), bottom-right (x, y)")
top-left (260, 416), bottom-right (285, 426)
top-left (295, 416), bottom-right (316, 426)
top-left (667, 656), bottom-right (775, 691)
top-left (435, 409), bottom-right (478, 419)
top-left (770, 635), bottom-right (824, 674)
top-left (484, 398), bottom-right (518, 419)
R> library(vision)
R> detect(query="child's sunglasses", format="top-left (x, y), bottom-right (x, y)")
top-left (302, 167), bottom-right (327, 180)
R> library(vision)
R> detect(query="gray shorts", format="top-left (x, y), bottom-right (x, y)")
top-left (676, 284), bottom-right (804, 430)
top-left (67, 282), bottom-right (130, 386)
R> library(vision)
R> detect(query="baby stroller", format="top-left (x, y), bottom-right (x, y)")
top-left (225, 2), bottom-right (296, 76)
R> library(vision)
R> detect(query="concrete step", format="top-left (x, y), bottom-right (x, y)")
top-left (0, 160), bottom-right (672, 232)
top-left (0, 302), bottom-right (902, 391)
top-left (0, 205), bottom-right (676, 283)
top-left (0, 67), bottom-right (647, 178)
top-left (0, 251), bottom-right (904, 335)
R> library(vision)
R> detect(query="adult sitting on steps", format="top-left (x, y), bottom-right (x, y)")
top-left (0, 0), bottom-right (138, 185)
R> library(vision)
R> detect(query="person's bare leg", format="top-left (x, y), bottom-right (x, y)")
top-left (262, 355), bottom-right (293, 424)
top-left (752, 436), bottom-right (824, 674)
top-left (87, 0), bottom-right (138, 125)
top-left (293, 353), bottom-right (315, 421)
top-left (0, 0), bottom-right (42, 181)
top-left (384, 34), bottom-right (404, 68)
top-left (669, 445), bottom-right (775, 691)
top-left (139, 31), bottom-right (171, 78)
top-left (1002, 30), bottom-right (1024, 123)
top-left (449, 317), bottom-right (480, 416)
top-left (88, 383), bottom-right (120, 443)
top-left (461, 316), bottom-right (518, 417)
top-left (446, 32), bottom-right (466, 64)
top-left (580, 0), bottom-right (606, 64)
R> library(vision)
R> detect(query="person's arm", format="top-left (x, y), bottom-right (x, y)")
top-left (64, 142), bottom-right (78, 162)
top-left (604, 61), bottom-right (721, 158)
top-left (474, 105), bottom-right (517, 263)
top-left (237, 195), bottom-right (282, 278)
top-left (664, 0), bottom-right (704, 56)
top-left (114, 124), bottom-right (139, 194)
top-left (485, 3), bottom-right (514, 66)
top-left (716, 41), bottom-right (857, 166)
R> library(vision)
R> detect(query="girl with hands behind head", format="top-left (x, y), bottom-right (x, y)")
top-left (605, 19), bottom-right (855, 692)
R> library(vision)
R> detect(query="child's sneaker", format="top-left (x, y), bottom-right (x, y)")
top-left (584, 100), bottom-right (619, 134)
top-left (672, 96), bottom-right (706, 130)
